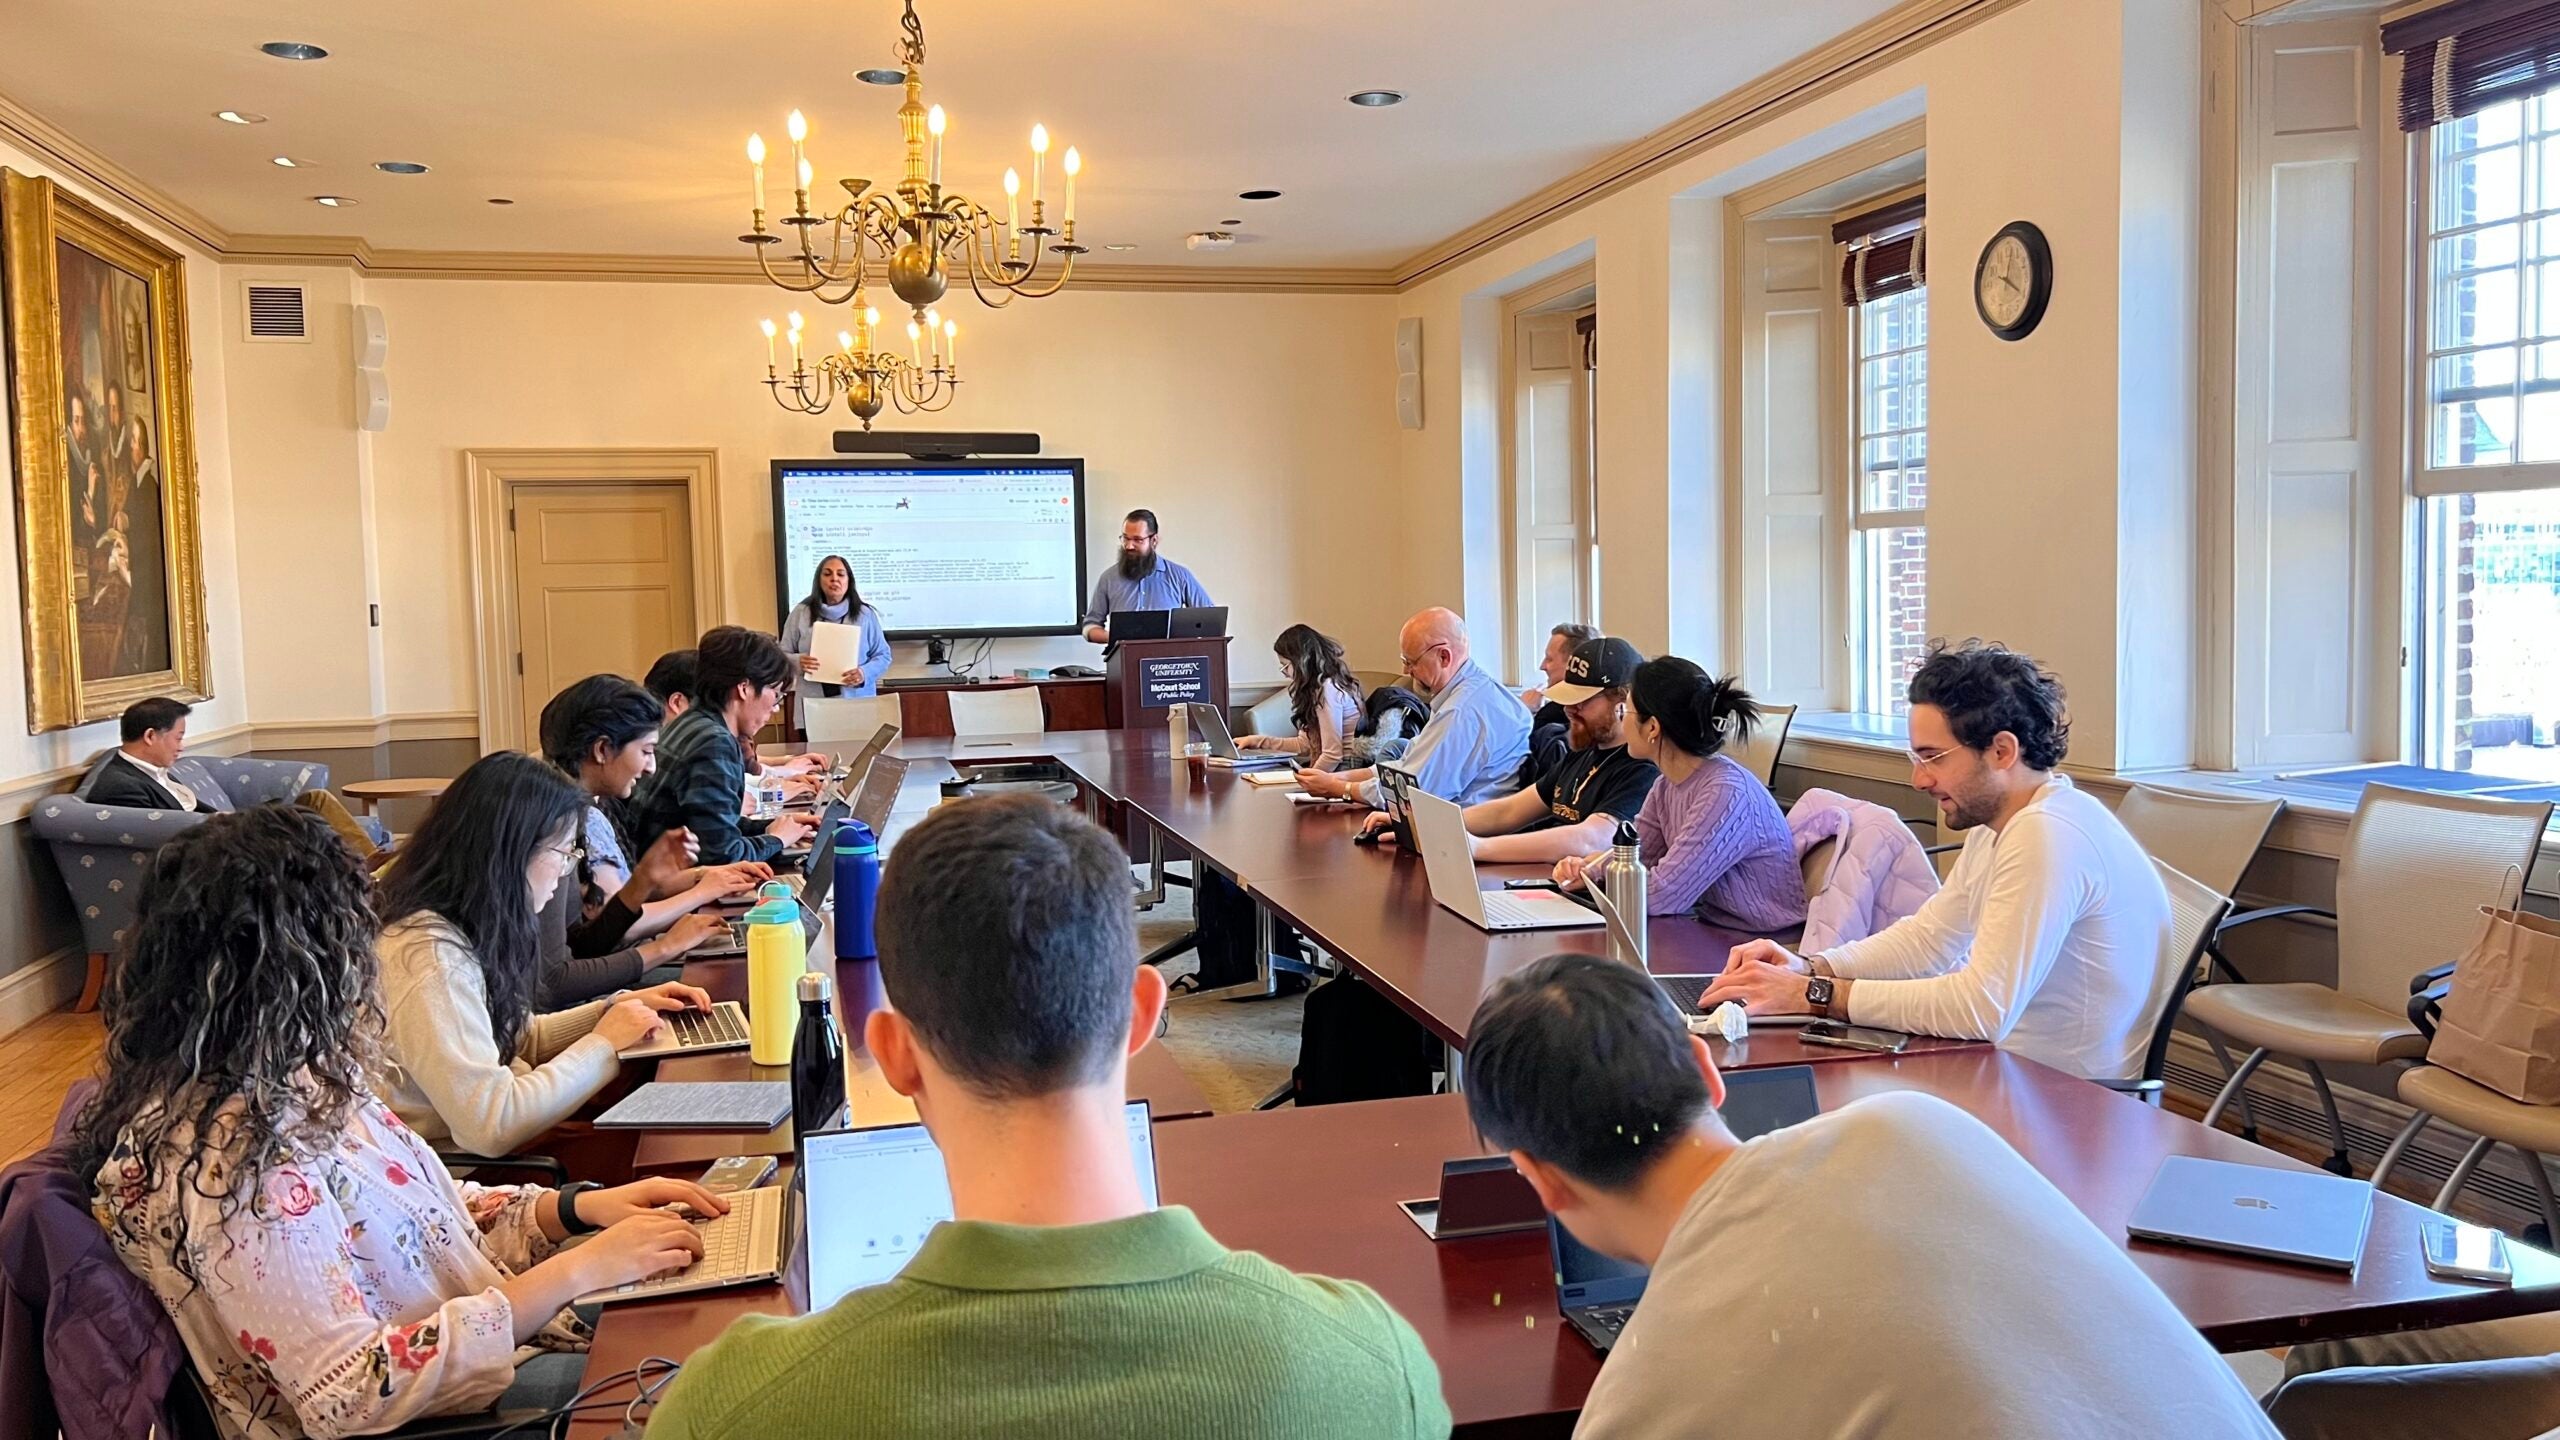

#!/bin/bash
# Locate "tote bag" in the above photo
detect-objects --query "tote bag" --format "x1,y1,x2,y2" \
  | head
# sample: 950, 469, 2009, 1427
2429, 901, 2560, 1105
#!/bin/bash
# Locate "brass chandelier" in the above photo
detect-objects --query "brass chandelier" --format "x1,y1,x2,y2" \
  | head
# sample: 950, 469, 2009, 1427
743, 0, 1083, 427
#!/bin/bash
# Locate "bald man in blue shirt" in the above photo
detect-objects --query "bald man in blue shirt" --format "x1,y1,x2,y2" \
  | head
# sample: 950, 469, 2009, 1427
1081, 508, 1214, 643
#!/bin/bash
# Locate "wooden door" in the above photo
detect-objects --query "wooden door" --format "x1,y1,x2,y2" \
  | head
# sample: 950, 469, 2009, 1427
510, 482, 696, 745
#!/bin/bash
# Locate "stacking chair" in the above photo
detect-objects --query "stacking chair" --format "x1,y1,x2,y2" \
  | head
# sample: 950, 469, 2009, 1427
946, 683, 1047, 737
2110, 785, 2284, 1132
802, 694, 903, 746
2098, 860, 2232, 1105
2374, 974, 2560, 1243
2184, 784, 2551, 1174
1730, 703, 1796, 788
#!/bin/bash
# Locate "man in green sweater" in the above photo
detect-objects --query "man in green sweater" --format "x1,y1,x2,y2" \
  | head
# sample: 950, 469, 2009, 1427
645, 794, 1452, 1439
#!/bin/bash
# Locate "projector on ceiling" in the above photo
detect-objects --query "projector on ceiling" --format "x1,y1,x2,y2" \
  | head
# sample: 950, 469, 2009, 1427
1185, 230, 1236, 251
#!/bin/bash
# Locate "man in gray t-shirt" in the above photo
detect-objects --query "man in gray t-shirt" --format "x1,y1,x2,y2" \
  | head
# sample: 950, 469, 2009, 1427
1464, 954, 2277, 1440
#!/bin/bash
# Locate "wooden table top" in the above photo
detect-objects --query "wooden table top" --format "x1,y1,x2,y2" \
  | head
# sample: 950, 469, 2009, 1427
339, 776, 450, 800
580, 1050, 2560, 1437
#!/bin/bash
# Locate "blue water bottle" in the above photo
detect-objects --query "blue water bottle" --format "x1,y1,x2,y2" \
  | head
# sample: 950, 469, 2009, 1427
832, 819, 881, 961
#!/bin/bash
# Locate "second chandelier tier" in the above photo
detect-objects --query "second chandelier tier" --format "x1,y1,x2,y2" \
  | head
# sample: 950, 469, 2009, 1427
738, 0, 1085, 322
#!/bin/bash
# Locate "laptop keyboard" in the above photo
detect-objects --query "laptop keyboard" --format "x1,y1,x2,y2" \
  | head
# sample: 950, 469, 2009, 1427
1656, 975, 1711, 1015
1481, 892, 1575, 928
665, 1005, 750, 1049
599, 1187, 781, 1300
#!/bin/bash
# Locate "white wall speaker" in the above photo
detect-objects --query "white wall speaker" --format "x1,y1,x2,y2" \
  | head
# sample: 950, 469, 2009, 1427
1395, 316, 1423, 430
359, 368, 391, 432
352, 304, 389, 369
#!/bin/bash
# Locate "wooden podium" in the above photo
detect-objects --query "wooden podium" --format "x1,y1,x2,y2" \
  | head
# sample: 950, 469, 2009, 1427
1103, 637, 1232, 730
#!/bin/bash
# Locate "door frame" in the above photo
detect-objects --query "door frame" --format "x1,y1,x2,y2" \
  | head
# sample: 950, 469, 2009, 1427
465, 448, 727, 754
1496, 263, 1596, 685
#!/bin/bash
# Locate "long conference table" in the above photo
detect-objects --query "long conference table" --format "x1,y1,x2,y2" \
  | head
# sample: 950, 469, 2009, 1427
571, 728, 2560, 1436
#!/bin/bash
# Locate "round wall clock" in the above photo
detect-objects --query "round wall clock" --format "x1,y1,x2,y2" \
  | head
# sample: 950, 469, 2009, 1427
1974, 220, 2052, 341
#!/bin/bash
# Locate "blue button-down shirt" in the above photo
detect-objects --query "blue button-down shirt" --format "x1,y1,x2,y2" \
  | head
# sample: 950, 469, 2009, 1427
1356, 658, 1529, 809
1083, 558, 1214, 630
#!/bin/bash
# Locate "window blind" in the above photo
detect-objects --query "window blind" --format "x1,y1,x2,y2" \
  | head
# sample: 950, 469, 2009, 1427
2384, 0, 2560, 132
1838, 195, 1926, 308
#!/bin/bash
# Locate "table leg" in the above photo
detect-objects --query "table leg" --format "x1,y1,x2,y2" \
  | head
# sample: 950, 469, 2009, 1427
1255, 900, 1277, 995
1443, 1042, 1465, 1094
1135, 827, 1168, 908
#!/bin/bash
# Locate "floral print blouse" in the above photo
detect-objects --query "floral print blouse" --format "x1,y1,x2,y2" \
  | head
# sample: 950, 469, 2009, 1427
92, 1092, 587, 1440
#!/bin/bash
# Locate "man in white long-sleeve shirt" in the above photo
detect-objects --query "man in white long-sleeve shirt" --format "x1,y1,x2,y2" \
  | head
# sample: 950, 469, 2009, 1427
1702, 640, 2170, 1080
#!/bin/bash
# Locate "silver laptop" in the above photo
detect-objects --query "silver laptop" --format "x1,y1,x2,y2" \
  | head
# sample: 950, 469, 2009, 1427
2126, 1155, 2375, 1273
582, 1181, 789, 1305
616, 999, 754, 1060
803, 1101, 1160, 1310
1185, 702, 1296, 770
1410, 789, 1603, 932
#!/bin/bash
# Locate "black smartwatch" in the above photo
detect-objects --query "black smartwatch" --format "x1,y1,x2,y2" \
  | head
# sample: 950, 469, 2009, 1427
557, 1181, 602, 1236
1804, 976, 1837, 1019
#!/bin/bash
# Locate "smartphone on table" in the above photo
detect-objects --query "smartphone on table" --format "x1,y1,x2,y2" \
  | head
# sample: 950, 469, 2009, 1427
1798, 1021, 1912, 1054
2420, 1217, 2514, 1285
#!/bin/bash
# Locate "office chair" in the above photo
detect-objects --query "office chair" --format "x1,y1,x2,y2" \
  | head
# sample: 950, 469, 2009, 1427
2375, 973, 2560, 1246
2185, 784, 2550, 1175
946, 684, 1047, 737
1730, 703, 1796, 788
2099, 859, 2232, 1105
2111, 784, 2284, 1133
802, 694, 902, 745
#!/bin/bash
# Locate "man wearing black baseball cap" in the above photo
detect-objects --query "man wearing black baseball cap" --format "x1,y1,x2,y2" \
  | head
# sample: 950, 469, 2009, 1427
1359, 634, 1659, 865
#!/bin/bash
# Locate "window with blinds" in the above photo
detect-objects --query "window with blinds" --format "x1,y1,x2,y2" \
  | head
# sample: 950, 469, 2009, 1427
1837, 194, 1928, 714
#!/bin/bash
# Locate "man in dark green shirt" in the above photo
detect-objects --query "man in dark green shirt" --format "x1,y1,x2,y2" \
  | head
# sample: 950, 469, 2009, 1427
627, 626, 811, 866
646, 795, 1451, 1440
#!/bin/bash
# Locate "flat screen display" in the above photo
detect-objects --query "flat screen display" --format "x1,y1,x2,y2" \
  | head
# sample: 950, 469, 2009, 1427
772, 459, 1088, 638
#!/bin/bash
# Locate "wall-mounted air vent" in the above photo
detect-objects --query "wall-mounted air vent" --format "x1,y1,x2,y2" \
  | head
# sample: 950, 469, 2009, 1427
243, 282, 308, 342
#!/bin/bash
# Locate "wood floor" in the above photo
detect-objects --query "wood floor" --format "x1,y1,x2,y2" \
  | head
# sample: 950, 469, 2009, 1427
0, 1008, 105, 1166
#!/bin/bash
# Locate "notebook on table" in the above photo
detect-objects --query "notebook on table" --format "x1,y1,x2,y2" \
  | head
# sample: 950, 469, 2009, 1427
594, 1080, 794, 1130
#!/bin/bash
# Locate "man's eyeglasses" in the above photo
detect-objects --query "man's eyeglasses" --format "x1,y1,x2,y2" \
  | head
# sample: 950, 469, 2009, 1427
1399, 642, 1449, 670
1907, 745, 1963, 771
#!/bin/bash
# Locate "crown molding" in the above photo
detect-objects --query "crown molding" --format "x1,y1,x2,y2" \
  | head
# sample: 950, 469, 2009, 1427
4, 0, 2023, 299
0, 91, 230, 254
1387, 0, 2025, 288
220, 235, 1400, 293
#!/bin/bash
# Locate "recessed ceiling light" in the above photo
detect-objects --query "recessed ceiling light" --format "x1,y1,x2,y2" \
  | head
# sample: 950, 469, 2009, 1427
312, 195, 355, 207
260, 41, 329, 61
487, 197, 516, 206
1238, 189, 1282, 201
1103, 243, 1138, 252
855, 67, 904, 86
373, 161, 430, 174
214, 109, 267, 125
1347, 90, 1405, 107
270, 156, 309, 168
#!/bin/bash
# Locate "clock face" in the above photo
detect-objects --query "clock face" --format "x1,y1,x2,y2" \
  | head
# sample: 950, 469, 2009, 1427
1977, 234, 2032, 328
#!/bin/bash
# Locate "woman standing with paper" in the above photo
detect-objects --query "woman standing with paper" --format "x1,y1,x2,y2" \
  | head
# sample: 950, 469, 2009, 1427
781, 554, 893, 702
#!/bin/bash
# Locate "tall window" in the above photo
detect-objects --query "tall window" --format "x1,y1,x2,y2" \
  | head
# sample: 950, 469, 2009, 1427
2414, 91, 2560, 777
1851, 283, 1928, 714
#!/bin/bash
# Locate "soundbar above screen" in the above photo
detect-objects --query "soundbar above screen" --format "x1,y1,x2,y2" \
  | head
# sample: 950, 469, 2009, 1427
773, 459, 1088, 639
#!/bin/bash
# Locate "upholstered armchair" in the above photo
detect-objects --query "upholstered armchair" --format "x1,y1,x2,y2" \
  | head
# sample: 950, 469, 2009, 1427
27, 756, 338, 1010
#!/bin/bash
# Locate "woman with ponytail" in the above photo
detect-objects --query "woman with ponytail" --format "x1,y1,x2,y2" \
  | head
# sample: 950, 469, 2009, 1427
1554, 656, 1807, 933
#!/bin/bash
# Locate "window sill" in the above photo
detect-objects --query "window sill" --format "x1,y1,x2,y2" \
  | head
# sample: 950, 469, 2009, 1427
1778, 712, 1913, 785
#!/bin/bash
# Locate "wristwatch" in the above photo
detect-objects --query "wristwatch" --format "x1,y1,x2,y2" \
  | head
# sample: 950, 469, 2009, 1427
1804, 975, 1837, 1020
557, 1181, 602, 1235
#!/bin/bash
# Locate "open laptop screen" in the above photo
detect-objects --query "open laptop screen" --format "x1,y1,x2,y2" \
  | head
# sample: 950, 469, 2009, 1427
803, 1101, 1158, 1309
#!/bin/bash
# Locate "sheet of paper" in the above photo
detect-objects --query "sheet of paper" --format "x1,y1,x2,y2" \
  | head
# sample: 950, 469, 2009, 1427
809, 620, 864, 677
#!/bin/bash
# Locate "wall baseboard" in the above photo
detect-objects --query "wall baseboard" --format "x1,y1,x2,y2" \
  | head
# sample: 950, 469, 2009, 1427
2166, 1032, 2557, 1230
0, 948, 85, 1040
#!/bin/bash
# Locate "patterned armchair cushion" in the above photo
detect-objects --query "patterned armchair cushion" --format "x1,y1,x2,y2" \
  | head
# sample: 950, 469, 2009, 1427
32, 759, 334, 955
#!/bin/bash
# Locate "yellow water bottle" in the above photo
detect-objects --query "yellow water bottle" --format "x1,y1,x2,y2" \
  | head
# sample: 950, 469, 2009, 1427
745, 880, 806, 1065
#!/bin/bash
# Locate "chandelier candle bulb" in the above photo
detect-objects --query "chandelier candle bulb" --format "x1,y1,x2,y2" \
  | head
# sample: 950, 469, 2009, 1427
1030, 123, 1048, 206
927, 105, 946, 189
786, 109, 807, 169
1002, 166, 1020, 234
760, 317, 778, 369
943, 319, 957, 367
908, 320, 922, 366
1062, 146, 1079, 224
747, 133, 767, 215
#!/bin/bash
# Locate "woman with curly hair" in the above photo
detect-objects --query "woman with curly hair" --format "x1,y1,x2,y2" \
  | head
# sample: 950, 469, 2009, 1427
1235, 624, 1366, 770
74, 804, 719, 1439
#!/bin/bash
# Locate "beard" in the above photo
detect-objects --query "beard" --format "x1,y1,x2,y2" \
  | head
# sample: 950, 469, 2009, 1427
1936, 781, 2003, 832
1117, 550, 1159, 581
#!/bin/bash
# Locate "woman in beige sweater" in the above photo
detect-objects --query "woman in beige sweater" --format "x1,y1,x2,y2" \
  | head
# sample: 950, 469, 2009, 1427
375, 751, 710, 1158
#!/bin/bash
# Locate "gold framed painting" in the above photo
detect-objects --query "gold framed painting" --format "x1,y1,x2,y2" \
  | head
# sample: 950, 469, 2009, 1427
1, 168, 209, 733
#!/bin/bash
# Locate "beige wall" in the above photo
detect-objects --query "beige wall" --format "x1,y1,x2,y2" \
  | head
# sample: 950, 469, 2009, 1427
1393, 0, 2205, 773
219, 279, 1404, 721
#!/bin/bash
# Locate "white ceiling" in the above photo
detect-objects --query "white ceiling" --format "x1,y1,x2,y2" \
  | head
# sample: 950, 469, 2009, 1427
0, 0, 1905, 270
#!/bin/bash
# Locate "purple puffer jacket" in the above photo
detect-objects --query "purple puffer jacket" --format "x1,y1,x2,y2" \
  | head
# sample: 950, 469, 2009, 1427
1787, 788, 1939, 954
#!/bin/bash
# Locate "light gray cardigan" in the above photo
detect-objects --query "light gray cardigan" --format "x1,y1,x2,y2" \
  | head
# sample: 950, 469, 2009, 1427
376, 913, 619, 1156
